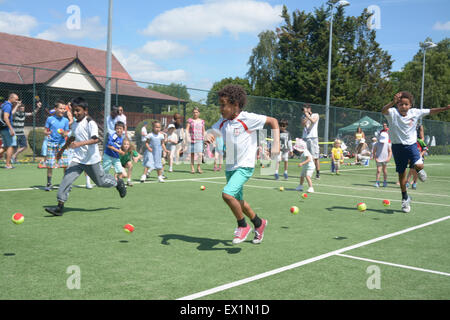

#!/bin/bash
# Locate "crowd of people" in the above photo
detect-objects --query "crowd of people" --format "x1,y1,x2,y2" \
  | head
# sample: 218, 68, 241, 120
1, 88, 449, 222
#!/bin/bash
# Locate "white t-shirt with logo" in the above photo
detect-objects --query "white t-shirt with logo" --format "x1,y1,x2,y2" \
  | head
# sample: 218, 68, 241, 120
302, 113, 319, 139
70, 117, 101, 165
384, 108, 430, 145
212, 111, 267, 171
299, 149, 316, 170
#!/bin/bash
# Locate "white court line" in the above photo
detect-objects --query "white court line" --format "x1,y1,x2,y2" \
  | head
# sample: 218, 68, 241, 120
251, 177, 450, 198
337, 253, 450, 277
0, 176, 225, 192
177, 215, 450, 300
198, 180, 450, 208
338, 163, 443, 172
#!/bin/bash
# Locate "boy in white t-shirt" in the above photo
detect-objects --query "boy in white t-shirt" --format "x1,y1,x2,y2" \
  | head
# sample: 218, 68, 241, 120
382, 91, 449, 213
293, 138, 316, 193
44, 97, 127, 216
372, 132, 392, 188
166, 124, 178, 172
205, 84, 280, 245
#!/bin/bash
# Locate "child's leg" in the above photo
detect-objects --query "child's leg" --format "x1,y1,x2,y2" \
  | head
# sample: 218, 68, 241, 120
84, 162, 117, 188
305, 175, 313, 188
335, 161, 340, 173
190, 152, 195, 172
284, 160, 288, 172
376, 165, 382, 182
56, 163, 84, 204
300, 176, 305, 185
196, 153, 203, 173
382, 165, 388, 181
127, 162, 133, 180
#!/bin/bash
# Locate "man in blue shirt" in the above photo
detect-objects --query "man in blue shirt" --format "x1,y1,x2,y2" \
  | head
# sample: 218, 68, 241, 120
44, 100, 70, 191
0, 93, 19, 169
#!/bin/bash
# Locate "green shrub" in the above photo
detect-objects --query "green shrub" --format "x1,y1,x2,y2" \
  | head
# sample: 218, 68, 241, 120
428, 145, 450, 155
134, 118, 156, 151
27, 128, 47, 156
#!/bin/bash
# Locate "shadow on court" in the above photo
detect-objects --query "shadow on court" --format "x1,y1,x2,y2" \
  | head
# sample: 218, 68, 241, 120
159, 234, 241, 254
42, 206, 120, 216
325, 205, 402, 214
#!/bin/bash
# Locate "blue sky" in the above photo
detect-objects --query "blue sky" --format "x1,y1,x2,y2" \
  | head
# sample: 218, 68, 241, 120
1, 0, 449, 94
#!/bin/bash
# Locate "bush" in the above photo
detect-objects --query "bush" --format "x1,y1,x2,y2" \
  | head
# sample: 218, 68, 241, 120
428, 145, 450, 155
27, 128, 47, 156
134, 118, 156, 151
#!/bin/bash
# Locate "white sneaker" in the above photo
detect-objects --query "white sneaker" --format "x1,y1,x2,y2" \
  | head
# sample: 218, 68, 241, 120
307, 187, 314, 193
169, 167, 173, 172
140, 174, 146, 183
417, 169, 427, 182
401, 196, 411, 213
158, 176, 166, 183
295, 184, 304, 191
86, 182, 93, 189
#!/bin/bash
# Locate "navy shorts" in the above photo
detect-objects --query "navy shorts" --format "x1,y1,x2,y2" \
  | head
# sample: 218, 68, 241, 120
392, 144, 421, 174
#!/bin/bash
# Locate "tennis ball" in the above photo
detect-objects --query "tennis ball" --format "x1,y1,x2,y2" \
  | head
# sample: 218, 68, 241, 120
57, 128, 64, 135
123, 224, 135, 234
200, 185, 206, 191
382, 199, 391, 207
357, 202, 367, 212
301, 193, 308, 199
12, 213, 24, 225
290, 206, 299, 215
279, 186, 284, 191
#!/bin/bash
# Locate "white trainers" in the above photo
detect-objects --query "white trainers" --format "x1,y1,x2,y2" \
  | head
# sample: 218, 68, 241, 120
158, 176, 166, 183
295, 184, 304, 191
401, 196, 411, 213
140, 174, 146, 183
307, 187, 314, 193
417, 169, 427, 182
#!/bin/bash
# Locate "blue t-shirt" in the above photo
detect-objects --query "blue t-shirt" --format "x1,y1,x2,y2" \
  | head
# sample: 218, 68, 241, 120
105, 132, 124, 158
45, 115, 69, 144
1, 101, 13, 125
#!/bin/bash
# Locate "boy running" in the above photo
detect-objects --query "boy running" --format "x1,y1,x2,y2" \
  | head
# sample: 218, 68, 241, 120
205, 84, 280, 245
382, 91, 449, 213
45, 97, 127, 216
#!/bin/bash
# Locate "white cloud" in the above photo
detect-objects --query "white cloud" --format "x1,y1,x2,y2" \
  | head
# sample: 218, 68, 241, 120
433, 21, 450, 31
113, 47, 188, 84
141, 0, 283, 40
139, 40, 189, 60
0, 11, 38, 36
36, 16, 106, 41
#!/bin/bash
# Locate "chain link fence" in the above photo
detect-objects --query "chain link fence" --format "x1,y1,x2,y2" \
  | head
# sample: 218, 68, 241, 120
0, 62, 448, 164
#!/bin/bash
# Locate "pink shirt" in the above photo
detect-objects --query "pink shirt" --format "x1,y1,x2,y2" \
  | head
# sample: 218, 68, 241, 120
188, 118, 204, 142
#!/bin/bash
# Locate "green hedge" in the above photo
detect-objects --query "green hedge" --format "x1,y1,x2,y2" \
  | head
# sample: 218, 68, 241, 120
27, 128, 47, 156
428, 145, 450, 155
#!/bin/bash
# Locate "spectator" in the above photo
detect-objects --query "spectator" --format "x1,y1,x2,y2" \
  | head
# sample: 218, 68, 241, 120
172, 112, 185, 164
373, 132, 392, 188
355, 138, 371, 165
0, 93, 20, 169
186, 107, 205, 174
140, 121, 148, 154
301, 104, 320, 179
11, 100, 42, 163
354, 126, 366, 149
106, 106, 120, 137
165, 124, 178, 172
116, 105, 127, 137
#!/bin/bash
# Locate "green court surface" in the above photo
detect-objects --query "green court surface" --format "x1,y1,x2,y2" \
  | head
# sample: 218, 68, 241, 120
0, 156, 449, 300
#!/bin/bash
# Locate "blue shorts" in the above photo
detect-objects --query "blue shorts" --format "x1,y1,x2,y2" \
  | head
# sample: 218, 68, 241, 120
392, 143, 421, 174
190, 142, 203, 153
102, 153, 124, 174
15, 135, 27, 148
223, 167, 254, 201
0, 129, 16, 147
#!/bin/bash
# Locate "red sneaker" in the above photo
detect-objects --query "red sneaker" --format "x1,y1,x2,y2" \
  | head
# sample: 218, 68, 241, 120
252, 219, 268, 244
232, 224, 252, 245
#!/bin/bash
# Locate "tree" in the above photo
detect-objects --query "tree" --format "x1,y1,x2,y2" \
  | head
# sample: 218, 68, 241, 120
206, 77, 252, 106
391, 38, 450, 122
146, 83, 190, 114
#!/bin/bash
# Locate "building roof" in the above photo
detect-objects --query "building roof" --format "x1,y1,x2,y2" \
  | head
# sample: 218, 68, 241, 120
0, 32, 184, 103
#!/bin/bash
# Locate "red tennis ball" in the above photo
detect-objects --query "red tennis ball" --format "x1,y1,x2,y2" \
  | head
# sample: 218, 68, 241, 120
12, 213, 24, 224
123, 224, 135, 234
382, 199, 391, 207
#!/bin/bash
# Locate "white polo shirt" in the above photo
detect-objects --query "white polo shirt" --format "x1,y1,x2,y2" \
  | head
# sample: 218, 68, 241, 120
302, 113, 319, 139
212, 111, 267, 171
70, 117, 101, 165
384, 108, 430, 145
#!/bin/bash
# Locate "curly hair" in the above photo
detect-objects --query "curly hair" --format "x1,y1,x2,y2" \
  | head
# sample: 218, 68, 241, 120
399, 91, 415, 106
217, 84, 247, 109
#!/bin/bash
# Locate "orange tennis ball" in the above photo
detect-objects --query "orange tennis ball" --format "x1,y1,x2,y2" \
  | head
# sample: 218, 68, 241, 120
200, 185, 206, 191
382, 199, 391, 207
12, 213, 24, 224
123, 224, 135, 234
301, 193, 308, 199
357, 202, 367, 212
290, 206, 299, 215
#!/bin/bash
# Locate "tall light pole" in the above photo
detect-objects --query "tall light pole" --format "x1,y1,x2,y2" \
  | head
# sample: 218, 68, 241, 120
324, 0, 349, 155
419, 41, 437, 125
104, 0, 113, 144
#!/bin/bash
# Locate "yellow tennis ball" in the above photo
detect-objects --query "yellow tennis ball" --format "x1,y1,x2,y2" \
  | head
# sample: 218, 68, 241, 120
200, 185, 206, 191
357, 202, 367, 212
279, 186, 284, 191
12, 213, 24, 225
290, 206, 299, 215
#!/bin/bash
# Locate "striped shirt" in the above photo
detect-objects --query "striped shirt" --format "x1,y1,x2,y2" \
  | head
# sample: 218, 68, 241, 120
12, 111, 26, 135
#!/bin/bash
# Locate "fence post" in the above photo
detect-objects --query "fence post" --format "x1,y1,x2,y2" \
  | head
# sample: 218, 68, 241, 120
32, 67, 36, 162
115, 78, 119, 106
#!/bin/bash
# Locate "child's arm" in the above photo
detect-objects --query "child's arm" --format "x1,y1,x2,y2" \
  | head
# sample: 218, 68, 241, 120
382, 92, 402, 115
298, 155, 312, 167
107, 145, 125, 156
56, 136, 76, 160
266, 116, 280, 155
387, 145, 392, 162
145, 140, 152, 152
429, 105, 450, 115
161, 139, 169, 154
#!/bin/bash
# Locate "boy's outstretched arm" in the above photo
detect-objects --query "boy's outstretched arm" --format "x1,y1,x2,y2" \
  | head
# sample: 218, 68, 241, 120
382, 92, 402, 115
429, 104, 450, 115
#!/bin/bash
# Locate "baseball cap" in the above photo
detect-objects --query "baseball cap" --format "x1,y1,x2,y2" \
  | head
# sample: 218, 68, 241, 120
167, 124, 175, 129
